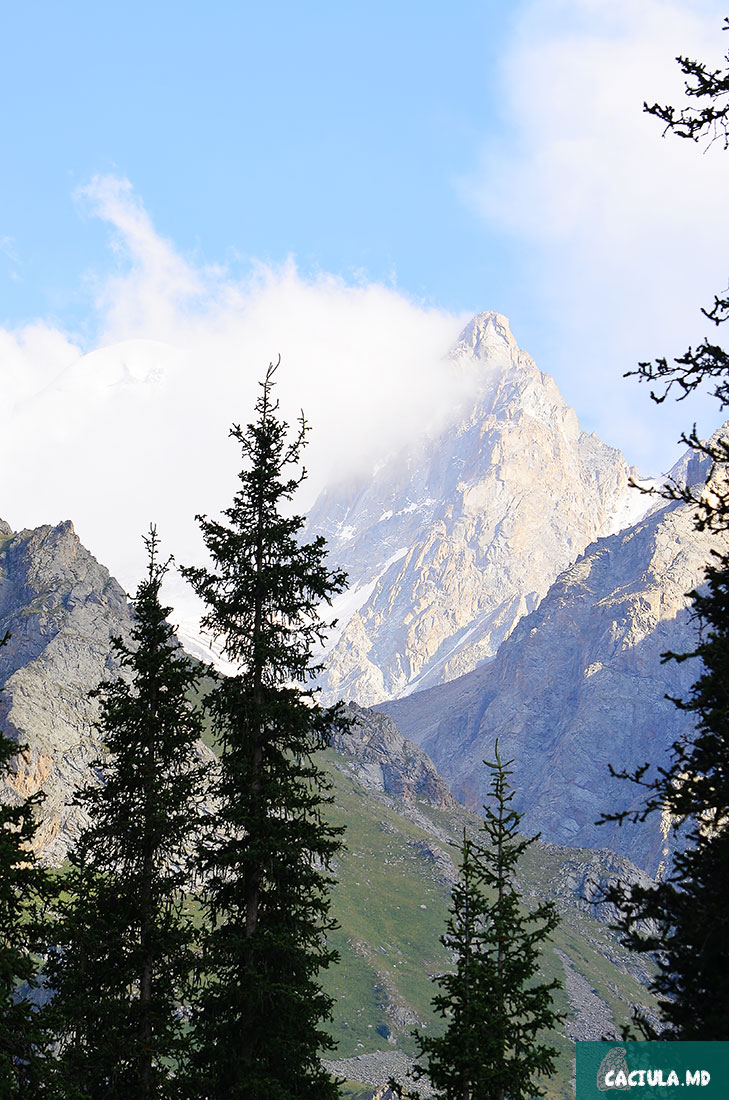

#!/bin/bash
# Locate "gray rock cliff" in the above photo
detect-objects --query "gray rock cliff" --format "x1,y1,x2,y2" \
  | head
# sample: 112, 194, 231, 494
333, 703, 455, 810
0, 519, 135, 863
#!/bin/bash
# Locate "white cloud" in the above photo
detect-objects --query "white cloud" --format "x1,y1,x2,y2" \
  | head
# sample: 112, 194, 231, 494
0, 323, 81, 412
77, 175, 204, 337
461, 0, 729, 470
0, 176, 467, 621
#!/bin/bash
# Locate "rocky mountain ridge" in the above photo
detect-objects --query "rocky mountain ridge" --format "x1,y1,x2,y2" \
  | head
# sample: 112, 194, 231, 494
380, 461, 728, 875
0, 518, 135, 862
307, 312, 642, 706
332, 704, 455, 811
0, 516, 456, 865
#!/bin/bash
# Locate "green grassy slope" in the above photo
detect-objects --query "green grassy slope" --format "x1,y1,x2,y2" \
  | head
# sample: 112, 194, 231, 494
319, 748, 657, 1100
193, 681, 656, 1100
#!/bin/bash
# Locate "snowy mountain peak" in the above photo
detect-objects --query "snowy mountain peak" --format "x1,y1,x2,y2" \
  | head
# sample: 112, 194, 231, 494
309, 311, 636, 705
450, 311, 519, 365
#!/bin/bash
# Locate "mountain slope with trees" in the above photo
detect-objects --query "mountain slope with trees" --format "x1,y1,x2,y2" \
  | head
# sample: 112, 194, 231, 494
319, 729, 658, 1100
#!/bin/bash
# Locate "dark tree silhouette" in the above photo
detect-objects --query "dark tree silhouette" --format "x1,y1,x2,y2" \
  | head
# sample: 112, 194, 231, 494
603, 552, 729, 1037
628, 18, 729, 528
399, 747, 563, 1100
44, 529, 207, 1098
604, 20, 729, 1038
0, 631, 52, 1098
182, 360, 347, 1100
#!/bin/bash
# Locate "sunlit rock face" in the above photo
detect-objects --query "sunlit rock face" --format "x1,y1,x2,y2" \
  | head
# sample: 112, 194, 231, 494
309, 311, 640, 706
0, 519, 134, 863
381, 473, 729, 875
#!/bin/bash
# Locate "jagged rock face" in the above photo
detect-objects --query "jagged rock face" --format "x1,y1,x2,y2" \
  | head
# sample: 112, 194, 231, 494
381, 488, 728, 875
333, 704, 455, 810
0, 519, 134, 864
0, 517, 456, 866
309, 312, 638, 706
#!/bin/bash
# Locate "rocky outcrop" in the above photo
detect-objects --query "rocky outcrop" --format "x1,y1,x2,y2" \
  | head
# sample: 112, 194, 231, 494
380, 480, 728, 874
333, 704, 455, 810
309, 312, 639, 706
322, 1052, 432, 1097
0, 519, 135, 863
0, 516, 458, 864
556, 949, 620, 1041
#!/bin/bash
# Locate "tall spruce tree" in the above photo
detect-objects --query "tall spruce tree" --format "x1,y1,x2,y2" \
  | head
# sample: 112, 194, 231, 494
404, 830, 491, 1100
0, 631, 52, 1098
181, 360, 347, 1100
43, 528, 207, 1099
402, 747, 563, 1100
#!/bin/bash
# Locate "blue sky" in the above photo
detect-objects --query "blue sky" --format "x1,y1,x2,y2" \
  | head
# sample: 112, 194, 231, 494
1, 1, 520, 324
2, 0, 729, 601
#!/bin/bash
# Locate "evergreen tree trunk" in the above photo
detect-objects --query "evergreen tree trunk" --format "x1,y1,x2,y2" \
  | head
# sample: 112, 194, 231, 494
139, 684, 158, 1099
494, 788, 505, 1100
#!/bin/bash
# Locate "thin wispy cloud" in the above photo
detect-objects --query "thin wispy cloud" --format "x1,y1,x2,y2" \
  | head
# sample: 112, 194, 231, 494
77, 175, 205, 337
0, 237, 19, 265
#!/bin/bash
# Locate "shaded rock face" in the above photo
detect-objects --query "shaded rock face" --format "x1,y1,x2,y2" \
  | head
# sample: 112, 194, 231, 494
380, 489, 729, 875
0, 520, 134, 864
333, 704, 455, 810
542, 846, 658, 937
308, 312, 637, 706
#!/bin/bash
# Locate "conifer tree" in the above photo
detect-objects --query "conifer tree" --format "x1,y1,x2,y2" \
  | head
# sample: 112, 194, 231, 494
403, 747, 563, 1100
181, 360, 347, 1100
406, 830, 490, 1100
603, 550, 729, 1037
0, 632, 53, 1098
44, 529, 207, 1099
